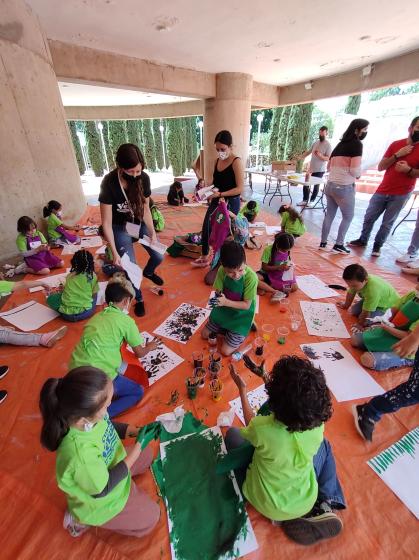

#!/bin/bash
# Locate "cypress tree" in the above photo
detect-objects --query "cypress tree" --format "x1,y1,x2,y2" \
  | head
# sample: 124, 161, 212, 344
68, 120, 86, 175
167, 118, 183, 176
108, 120, 128, 153
137, 120, 144, 152
269, 107, 283, 162
276, 106, 292, 160
152, 119, 165, 170
142, 119, 157, 171
85, 121, 106, 177
344, 94, 361, 115
103, 121, 114, 169
284, 103, 314, 172
163, 118, 170, 168
180, 117, 188, 173
188, 117, 198, 169
126, 119, 140, 146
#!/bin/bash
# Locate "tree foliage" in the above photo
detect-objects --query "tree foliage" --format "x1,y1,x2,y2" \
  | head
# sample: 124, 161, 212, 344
152, 119, 165, 169
85, 121, 106, 177
344, 95, 361, 115
276, 106, 292, 160
108, 120, 128, 154
307, 106, 334, 147
142, 119, 157, 171
68, 120, 86, 175
269, 107, 283, 161
284, 103, 314, 171
167, 118, 184, 176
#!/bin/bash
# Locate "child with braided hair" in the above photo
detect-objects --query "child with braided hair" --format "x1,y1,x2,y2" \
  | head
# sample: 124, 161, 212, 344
47, 249, 99, 322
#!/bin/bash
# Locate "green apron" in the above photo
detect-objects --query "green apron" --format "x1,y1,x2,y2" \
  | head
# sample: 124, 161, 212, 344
363, 296, 419, 352
210, 273, 255, 336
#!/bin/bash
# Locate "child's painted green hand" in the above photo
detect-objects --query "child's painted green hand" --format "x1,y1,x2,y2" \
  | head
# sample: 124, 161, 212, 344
135, 422, 161, 449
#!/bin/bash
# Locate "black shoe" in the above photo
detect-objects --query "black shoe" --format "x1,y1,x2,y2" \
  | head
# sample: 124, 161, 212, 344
371, 245, 381, 257
319, 242, 328, 251
144, 273, 164, 286
349, 239, 367, 247
0, 390, 8, 404
282, 501, 342, 546
251, 321, 258, 332
0, 366, 9, 380
352, 404, 375, 441
332, 244, 350, 254
134, 301, 145, 317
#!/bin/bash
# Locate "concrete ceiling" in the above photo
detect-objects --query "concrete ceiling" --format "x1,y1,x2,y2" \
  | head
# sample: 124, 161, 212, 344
58, 82, 196, 106
28, 0, 419, 86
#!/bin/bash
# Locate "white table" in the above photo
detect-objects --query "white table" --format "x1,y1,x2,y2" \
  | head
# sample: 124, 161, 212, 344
244, 168, 271, 191
262, 172, 297, 205
285, 175, 328, 211
392, 188, 419, 235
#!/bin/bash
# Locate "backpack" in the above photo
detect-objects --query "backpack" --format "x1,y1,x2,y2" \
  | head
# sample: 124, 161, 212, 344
151, 205, 165, 232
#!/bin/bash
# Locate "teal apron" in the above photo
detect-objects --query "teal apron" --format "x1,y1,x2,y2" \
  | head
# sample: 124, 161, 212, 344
210, 273, 255, 336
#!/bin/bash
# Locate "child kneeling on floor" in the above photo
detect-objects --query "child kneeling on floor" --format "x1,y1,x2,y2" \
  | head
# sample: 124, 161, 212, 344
201, 240, 257, 356
338, 264, 400, 327
39, 367, 160, 538
225, 356, 346, 546
257, 232, 297, 302
69, 282, 158, 417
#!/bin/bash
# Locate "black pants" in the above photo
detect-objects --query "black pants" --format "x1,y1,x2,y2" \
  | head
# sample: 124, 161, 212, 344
303, 171, 325, 202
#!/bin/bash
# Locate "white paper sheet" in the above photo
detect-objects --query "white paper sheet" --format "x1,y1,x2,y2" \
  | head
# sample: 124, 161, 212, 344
251, 230, 264, 236
61, 236, 103, 254
196, 185, 214, 200
184, 202, 206, 207
81, 226, 99, 236
39, 272, 69, 289
368, 427, 419, 520
96, 281, 108, 305
139, 331, 184, 384
265, 225, 282, 236
0, 300, 59, 331
121, 253, 142, 289
160, 427, 258, 560
297, 275, 338, 300
249, 222, 266, 228
300, 341, 384, 401
29, 286, 44, 293
300, 301, 350, 338
153, 303, 210, 344
95, 245, 107, 255
229, 384, 267, 425
138, 235, 167, 255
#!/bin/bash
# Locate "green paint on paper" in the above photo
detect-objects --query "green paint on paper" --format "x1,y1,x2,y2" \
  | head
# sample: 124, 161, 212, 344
162, 431, 247, 560
368, 427, 419, 475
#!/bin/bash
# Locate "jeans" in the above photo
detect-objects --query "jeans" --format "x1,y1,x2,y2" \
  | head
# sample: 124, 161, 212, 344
303, 171, 324, 202
109, 374, 144, 418
201, 195, 241, 256
352, 333, 414, 370
112, 223, 164, 301
359, 193, 410, 249
407, 210, 419, 255
365, 349, 419, 421
225, 428, 346, 513
349, 299, 386, 318
0, 326, 41, 346
60, 295, 97, 322
321, 181, 355, 245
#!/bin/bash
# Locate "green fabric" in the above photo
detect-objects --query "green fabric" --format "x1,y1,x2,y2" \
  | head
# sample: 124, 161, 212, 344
280, 211, 306, 236
239, 201, 260, 220
56, 415, 130, 526
136, 422, 161, 450
261, 244, 290, 265
0, 280, 14, 296
167, 240, 185, 257
16, 231, 47, 251
47, 213, 62, 240
59, 272, 98, 315
47, 292, 62, 311
240, 414, 323, 521
349, 274, 400, 312
69, 304, 143, 379
151, 206, 165, 232
210, 265, 257, 336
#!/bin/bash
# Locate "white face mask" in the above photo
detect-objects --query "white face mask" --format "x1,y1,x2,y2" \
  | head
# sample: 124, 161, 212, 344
56, 211, 62, 218
122, 306, 130, 315
84, 420, 94, 432
217, 151, 229, 160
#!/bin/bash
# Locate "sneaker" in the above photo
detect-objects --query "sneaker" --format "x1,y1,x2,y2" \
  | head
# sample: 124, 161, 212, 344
297, 201, 308, 207
349, 239, 367, 247
143, 273, 164, 286
134, 301, 145, 317
396, 253, 418, 264
332, 244, 350, 254
40, 326, 68, 348
63, 510, 89, 538
0, 365, 9, 380
319, 242, 328, 251
406, 259, 419, 269
0, 390, 8, 404
352, 404, 375, 442
282, 501, 343, 546
371, 246, 381, 257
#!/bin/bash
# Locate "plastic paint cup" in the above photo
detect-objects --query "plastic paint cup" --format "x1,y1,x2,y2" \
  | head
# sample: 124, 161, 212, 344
208, 361, 221, 379
192, 351, 204, 369
262, 324, 274, 342
290, 312, 302, 332
208, 332, 217, 350
279, 299, 290, 313
186, 376, 199, 399
193, 367, 206, 388
209, 379, 223, 402
253, 337, 266, 356
277, 326, 290, 344
210, 351, 222, 364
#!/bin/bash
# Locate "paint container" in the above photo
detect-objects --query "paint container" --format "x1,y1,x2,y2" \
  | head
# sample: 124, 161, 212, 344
149, 287, 164, 296
279, 299, 290, 313
290, 312, 302, 332
193, 367, 206, 388
209, 351, 221, 365
208, 361, 221, 379
186, 376, 199, 399
208, 332, 217, 351
192, 351, 204, 369
209, 379, 223, 402
277, 326, 290, 344
262, 324, 274, 342
253, 337, 265, 356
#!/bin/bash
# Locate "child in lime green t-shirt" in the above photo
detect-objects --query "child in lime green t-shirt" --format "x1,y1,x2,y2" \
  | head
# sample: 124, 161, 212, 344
39, 367, 160, 537
43, 200, 81, 246
225, 356, 346, 546
278, 204, 306, 237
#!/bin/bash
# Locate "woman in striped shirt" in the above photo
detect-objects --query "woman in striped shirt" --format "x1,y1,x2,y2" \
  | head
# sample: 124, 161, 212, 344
319, 118, 369, 254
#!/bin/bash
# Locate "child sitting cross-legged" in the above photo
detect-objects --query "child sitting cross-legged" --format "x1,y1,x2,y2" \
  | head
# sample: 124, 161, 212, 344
69, 282, 158, 418
257, 232, 297, 302
201, 240, 257, 356
224, 357, 346, 546
16, 216, 64, 275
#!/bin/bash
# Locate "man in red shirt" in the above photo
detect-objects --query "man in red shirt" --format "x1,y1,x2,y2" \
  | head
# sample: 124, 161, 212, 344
350, 116, 419, 256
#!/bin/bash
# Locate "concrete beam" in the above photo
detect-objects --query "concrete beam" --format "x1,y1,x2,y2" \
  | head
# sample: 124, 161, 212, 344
278, 49, 419, 106
252, 81, 280, 108
49, 40, 216, 100
65, 100, 204, 120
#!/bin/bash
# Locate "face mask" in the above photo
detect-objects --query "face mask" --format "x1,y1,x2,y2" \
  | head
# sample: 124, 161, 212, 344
122, 171, 139, 184
56, 211, 62, 218
84, 421, 94, 432
319, 135, 325, 141
122, 307, 130, 315
217, 151, 229, 160
359, 131, 367, 141
411, 131, 419, 143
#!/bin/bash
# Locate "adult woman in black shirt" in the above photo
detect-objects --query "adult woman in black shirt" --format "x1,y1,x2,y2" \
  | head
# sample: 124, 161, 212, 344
196, 130, 244, 265
99, 144, 163, 317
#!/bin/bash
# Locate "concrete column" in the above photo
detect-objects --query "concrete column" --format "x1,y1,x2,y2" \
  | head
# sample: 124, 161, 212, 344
203, 73, 252, 183
0, 0, 85, 258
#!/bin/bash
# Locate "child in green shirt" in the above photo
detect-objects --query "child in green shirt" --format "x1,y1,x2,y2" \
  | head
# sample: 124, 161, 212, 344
69, 282, 158, 417
278, 204, 306, 237
39, 367, 160, 537
239, 200, 260, 223
338, 264, 400, 326
149, 198, 165, 232
226, 356, 346, 546
47, 250, 99, 322
201, 241, 258, 356
43, 200, 81, 245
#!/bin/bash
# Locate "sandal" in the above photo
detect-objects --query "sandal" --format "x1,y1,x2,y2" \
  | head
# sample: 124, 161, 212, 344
271, 291, 286, 303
